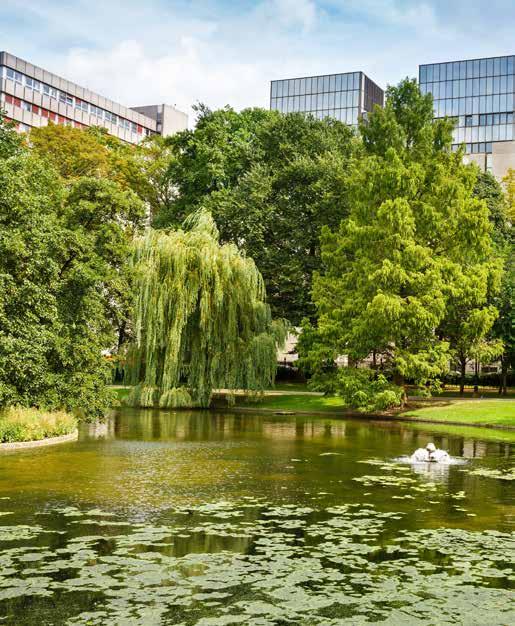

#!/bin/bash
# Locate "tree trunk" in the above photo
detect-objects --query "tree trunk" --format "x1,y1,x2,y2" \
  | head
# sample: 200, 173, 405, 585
393, 372, 407, 406
459, 358, 467, 396
501, 360, 508, 396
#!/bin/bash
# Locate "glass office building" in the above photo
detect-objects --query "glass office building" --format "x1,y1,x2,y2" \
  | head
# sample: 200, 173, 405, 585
419, 55, 514, 163
270, 71, 383, 125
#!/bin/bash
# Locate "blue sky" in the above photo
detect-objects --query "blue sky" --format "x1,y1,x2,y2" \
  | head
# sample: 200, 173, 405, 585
1, 1, 514, 123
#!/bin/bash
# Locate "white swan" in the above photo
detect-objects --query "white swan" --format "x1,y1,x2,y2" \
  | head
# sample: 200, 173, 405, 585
410, 442, 451, 463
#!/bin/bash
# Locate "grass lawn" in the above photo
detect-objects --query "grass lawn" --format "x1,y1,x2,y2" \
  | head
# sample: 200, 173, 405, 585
400, 420, 515, 444
401, 399, 515, 427
241, 393, 346, 413
111, 386, 131, 403
437, 386, 515, 398
269, 382, 309, 392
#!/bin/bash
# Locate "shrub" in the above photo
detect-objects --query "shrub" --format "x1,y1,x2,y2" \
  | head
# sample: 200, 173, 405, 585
0, 406, 77, 443
333, 368, 404, 412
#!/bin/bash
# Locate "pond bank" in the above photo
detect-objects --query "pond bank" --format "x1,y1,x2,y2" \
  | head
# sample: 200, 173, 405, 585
0, 430, 78, 451
110, 386, 515, 432
223, 398, 515, 432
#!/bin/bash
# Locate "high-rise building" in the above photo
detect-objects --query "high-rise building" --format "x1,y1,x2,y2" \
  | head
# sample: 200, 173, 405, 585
270, 71, 383, 125
419, 55, 515, 178
0, 51, 188, 144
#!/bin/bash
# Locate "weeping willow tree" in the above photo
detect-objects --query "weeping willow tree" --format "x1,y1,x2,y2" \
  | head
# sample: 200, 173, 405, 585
125, 211, 287, 408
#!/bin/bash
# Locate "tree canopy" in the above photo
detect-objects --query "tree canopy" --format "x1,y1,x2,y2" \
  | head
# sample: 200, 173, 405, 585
126, 211, 286, 408
302, 79, 503, 407
155, 105, 357, 323
0, 114, 145, 416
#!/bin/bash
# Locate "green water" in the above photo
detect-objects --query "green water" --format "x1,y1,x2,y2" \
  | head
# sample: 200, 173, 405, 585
0, 408, 513, 625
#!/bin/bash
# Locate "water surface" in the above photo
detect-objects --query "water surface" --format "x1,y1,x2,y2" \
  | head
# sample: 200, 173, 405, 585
0, 408, 513, 625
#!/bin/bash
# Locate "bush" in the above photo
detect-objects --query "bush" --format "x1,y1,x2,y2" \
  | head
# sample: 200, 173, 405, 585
333, 368, 404, 412
0, 406, 77, 443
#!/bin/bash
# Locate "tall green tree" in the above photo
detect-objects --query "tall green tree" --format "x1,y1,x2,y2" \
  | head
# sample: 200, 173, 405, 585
155, 105, 356, 323
126, 211, 286, 408
306, 79, 502, 405
0, 115, 145, 416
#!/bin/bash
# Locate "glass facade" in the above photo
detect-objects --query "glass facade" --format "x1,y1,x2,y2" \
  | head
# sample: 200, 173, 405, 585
419, 55, 515, 154
270, 72, 383, 125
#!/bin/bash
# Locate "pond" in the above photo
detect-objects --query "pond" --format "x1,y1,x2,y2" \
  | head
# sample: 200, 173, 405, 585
0, 408, 513, 625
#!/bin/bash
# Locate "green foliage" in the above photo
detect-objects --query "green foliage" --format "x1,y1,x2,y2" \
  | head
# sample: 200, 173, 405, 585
0, 111, 23, 159
307, 78, 503, 402
0, 406, 76, 443
504, 168, 515, 221
0, 116, 145, 416
155, 105, 356, 322
321, 367, 403, 411
126, 210, 287, 408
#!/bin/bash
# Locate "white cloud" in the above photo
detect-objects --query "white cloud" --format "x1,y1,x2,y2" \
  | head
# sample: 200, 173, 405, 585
260, 0, 319, 32
2, 0, 515, 128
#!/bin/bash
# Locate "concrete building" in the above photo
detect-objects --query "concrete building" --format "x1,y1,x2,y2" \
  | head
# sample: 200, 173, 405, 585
131, 104, 188, 137
0, 51, 187, 143
419, 55, 515, 179
270, 71, 383, 125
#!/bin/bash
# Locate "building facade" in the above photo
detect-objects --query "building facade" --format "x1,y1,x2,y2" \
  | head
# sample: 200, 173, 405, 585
0, 51, 187, 144
270, 71, 383, 125
419, 55, 515, 179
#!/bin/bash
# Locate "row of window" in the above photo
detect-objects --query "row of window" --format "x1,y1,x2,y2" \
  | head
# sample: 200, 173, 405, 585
421, 56, 515, 83
420, 75, 514, 100
270, 103, 359, 125
432, 93, 514, 118
3, 94, 88, 128
462, 112, 514, 127
452, 142, 493, 154
271, 90, 360, 114
1, 93, 149, 138
453, 123, 513, 145
271, 73, 362, 99
1, 66, 153, 135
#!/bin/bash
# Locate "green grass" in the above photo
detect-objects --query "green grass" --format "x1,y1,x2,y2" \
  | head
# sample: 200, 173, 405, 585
241, 393, 346, 413
401, 399, 515, 427
111, 386, 131, 403
437, 386, 515, 398
399, 420, 515, 444
0, 406, 77, 443
268, 382, 309, 392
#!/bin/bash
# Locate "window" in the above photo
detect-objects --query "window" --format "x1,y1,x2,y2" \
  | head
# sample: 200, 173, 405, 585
6, 67, 23, 83
21, 101, 31, 111
44, 85, 58, 98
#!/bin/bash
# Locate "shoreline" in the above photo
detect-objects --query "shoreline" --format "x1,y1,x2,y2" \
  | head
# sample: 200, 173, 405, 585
218, 405, 515, 432
0, 430, 78, 451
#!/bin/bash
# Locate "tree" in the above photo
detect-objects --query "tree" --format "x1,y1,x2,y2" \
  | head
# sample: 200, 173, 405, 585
0, 115, 145, 416
125, 211, 286, 408
155, 106, 356, 323
504, 168, 515, 221
30, 123, 111, 179
0, 118, 63, 409
306, 79, 502, 405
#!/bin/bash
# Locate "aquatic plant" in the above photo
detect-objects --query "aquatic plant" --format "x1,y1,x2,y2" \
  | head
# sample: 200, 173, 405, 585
0, 499, 513, 625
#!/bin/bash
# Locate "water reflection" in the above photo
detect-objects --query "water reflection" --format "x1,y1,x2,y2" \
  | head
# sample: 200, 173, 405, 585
0, 408, 514, 625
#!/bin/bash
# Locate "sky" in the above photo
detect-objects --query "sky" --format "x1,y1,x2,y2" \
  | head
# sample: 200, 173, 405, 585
1, 1, 515, 125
